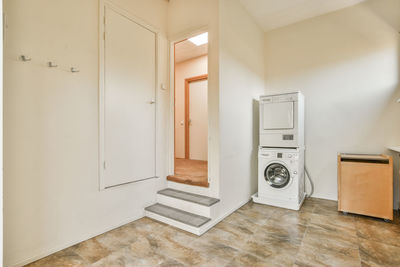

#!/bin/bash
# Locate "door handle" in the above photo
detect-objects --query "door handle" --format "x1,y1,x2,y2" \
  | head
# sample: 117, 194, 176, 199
149, 99, 156, 104
188, 119, 192, 126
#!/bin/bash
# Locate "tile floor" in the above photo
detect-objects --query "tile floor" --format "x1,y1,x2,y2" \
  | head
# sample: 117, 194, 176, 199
26, 198, 400, 267
167, 159, 208, 187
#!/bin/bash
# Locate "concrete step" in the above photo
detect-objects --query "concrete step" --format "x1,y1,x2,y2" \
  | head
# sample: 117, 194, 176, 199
156, 188, 220, 218
145, 203, 211, 235
158, 188, 219, 207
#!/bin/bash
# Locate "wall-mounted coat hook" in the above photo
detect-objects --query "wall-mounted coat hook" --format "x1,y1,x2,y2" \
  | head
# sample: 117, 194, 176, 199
48, 61, 58, 68
20, 55, 31, 62
70, 67, 80, 73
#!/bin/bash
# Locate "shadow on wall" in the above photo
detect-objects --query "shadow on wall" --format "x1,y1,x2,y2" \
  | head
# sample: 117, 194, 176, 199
251, 99, 260, 194
264, 0, 400, 201
265, 2, 400, 84
354, 0, 400, 203
363, 0, 400, 31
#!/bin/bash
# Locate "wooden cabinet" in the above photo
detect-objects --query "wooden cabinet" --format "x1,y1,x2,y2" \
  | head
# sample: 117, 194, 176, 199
338, 154, 393, 220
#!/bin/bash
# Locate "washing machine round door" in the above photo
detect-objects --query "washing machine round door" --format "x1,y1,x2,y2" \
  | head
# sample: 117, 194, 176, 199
265, 163, 290, 188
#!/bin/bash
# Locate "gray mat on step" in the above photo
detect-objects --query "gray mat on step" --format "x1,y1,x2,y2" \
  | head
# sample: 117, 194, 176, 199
145, 203, 211, 228
158, 188, 220, 207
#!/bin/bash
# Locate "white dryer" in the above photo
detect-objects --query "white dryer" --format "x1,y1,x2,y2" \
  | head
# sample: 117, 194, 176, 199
252, 147, 305, 210
259, 92, 304, 148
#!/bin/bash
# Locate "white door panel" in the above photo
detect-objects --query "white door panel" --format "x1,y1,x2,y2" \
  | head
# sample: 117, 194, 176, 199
189, 80, 208, 161
263, 102, 294, 130
103, 7, 156, 187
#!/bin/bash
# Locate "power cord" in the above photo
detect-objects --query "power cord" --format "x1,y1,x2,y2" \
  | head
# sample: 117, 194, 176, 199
305, 165, 314, 198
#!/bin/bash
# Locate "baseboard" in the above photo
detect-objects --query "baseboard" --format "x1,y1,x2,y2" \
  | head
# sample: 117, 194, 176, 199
308, 194, 337, 201
10, 214, 145, 267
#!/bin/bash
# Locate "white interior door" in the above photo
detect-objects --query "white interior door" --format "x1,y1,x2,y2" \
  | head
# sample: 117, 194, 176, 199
263, 102, 294, 130
189, 80, 208, 161
103, 7, 156, 187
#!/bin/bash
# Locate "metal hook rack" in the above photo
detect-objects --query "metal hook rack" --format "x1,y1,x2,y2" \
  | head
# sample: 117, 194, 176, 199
20, 55, 31, 62
20, 55, 80, 74
48, 61, 58, 68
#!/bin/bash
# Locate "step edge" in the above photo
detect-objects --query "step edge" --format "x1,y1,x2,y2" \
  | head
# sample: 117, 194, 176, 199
157, 194, 211, 217
144, 204, 211, 228
157, 188, 220, 207
145, 211, 201, 235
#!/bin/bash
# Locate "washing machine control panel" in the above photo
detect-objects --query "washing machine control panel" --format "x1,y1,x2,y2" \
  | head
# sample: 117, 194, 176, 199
259, 149, 299, 160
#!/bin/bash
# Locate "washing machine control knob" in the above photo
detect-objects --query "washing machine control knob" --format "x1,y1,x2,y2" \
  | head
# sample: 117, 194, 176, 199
288, 154, 292, 158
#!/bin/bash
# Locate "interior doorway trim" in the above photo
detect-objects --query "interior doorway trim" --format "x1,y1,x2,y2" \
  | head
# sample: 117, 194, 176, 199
168, 27, 215, 197
184, 74, 208, 159
98, 0, 159, 190
168, 28, 208, 177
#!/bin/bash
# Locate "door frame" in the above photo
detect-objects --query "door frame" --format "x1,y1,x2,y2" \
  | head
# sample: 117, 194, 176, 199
98, 0, 159, 190
168, 28, 210, 186
184, 74, 208, 159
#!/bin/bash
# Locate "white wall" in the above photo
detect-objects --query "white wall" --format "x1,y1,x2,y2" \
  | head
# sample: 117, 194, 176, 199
175, 55, 208, 159
218, 0, 265, 211
0, 0, 3, 264
3, 0, 169, 266
168, 0, 220, 197
264, 0, 400, 202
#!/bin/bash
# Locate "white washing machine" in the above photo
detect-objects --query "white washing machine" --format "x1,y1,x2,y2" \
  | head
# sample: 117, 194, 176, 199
259, 92, 304, 148
252, 147, 305, 210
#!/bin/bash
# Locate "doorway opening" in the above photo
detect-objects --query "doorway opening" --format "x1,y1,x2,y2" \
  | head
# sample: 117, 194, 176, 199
168, 32, 209, 187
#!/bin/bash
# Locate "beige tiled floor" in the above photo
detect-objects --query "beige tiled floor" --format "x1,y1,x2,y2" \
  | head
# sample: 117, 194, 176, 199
26, 198, 400, 267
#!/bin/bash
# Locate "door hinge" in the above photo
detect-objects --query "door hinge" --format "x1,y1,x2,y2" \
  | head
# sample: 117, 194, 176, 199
103, 161, 106, 170
103, 32, 106, 40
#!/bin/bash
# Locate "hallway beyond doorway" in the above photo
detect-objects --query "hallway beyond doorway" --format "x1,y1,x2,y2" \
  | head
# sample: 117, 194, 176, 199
172, 32, 209, 188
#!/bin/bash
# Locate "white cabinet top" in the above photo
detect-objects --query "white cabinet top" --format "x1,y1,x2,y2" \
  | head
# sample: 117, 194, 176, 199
388, 146, 400, 153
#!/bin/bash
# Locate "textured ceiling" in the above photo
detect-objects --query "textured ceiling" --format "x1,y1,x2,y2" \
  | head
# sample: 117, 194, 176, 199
239, 0, 366, 31
175, 39, 208, 63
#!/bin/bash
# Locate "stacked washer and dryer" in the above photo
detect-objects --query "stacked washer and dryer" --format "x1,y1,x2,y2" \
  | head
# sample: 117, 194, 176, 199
252, 92, 306, 210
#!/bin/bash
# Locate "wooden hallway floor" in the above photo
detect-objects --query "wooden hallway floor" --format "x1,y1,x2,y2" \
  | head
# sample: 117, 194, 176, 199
167, 158, 208, 187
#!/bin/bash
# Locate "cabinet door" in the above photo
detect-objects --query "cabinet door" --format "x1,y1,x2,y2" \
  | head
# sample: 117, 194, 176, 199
102, 6, 156, 188
339, 161, 393, 220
